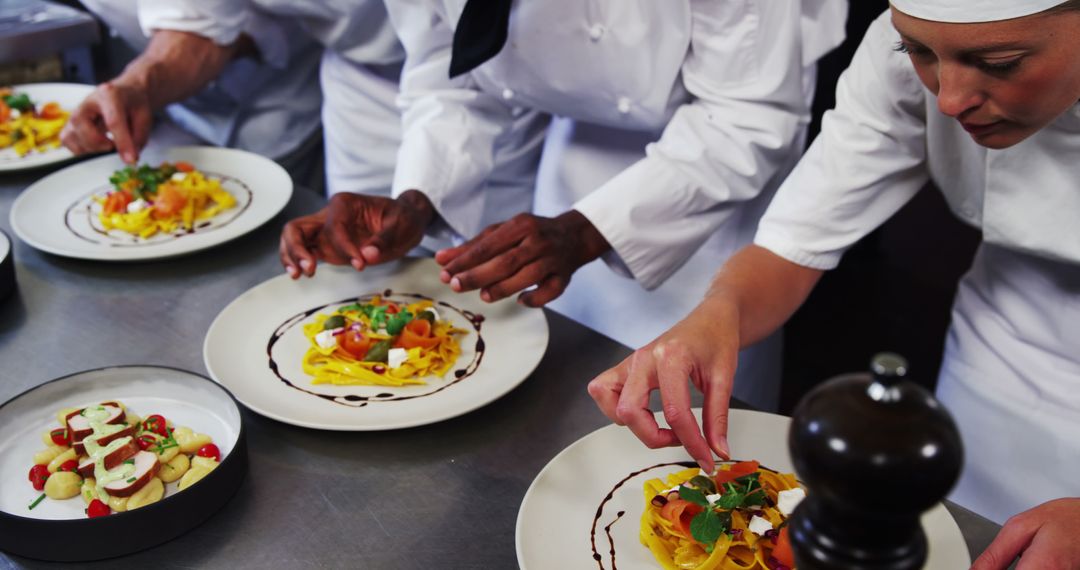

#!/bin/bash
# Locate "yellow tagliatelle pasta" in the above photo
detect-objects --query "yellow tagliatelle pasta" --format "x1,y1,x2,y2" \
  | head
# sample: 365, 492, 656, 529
302, 296, 466, 386
641, 462, 803, 570
0, 89, 68, 157
94, 163, 237, 239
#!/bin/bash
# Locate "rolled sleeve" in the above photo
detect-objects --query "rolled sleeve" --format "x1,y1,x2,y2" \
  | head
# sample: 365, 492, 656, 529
137, 0, 250, 46
575, 0, 832, 290
755, 12, 932, 270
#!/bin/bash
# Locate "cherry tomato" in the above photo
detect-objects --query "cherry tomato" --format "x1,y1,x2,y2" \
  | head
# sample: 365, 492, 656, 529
49, 427, 70, 446
37, 102, 64, 120
57, 459, 79, 473
196, 443, 221, 462
86, 499, 110, 518
338, 330, 372, 359
174, 161, 195, 173
136, 434, 158, 450
28, 465, 50, 491
142, 414, 168, 437
384, 302, 400, 314
102, 191, 133, 216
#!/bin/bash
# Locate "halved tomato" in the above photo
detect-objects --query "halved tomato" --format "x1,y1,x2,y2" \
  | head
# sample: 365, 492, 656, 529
338, 330, 372, 359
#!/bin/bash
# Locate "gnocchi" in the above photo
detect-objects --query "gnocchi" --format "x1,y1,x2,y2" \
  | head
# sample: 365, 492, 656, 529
27, 400, 223, 518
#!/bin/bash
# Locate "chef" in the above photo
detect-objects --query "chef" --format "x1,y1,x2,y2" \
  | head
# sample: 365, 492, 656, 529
279, 0, 847, 411
587, 1, 1080, 567
63, 0, 403, 197
69, 0, 323, 186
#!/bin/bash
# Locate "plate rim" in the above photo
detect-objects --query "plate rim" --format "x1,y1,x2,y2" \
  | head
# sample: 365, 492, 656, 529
7, 145, 293, 261
202, 260, 550, 431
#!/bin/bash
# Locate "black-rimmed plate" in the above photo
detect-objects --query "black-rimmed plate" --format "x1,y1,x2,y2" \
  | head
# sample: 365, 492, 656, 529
0, 229, 12, 301
0, 366, 247, 561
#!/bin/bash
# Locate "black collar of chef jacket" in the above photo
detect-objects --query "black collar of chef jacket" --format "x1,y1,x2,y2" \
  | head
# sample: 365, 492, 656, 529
449, 0, 513, 78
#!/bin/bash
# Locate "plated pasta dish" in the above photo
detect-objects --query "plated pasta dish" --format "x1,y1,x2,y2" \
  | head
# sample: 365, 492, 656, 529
96, 162, 237, 239
641, 460, 804, 570
0, 88, 69, 157
302, 295, 467, 387
27, 400, 221, 518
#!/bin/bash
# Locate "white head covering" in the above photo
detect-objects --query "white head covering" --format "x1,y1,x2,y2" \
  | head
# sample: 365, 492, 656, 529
890, 0, 1065, 23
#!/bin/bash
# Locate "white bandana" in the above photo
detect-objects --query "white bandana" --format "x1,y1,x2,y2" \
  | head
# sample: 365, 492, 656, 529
890, 0, 1065, 23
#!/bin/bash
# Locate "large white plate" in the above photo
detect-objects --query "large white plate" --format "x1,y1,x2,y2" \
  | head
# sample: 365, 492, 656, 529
0, 82, 94, 171
9, 145, 291, 261
204, 258, 549, 430
516, 409, 971, 570
0, 366, 242, 520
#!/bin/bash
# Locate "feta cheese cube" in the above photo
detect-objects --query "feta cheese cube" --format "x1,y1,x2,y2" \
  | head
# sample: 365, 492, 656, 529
388, 348, 408, 369
315, 329, 340, 350
170, 172, 186, 182
126, 199, 149, 213
706, 493, 722, 505
777, 487, 806, 517
748, 515, 773, 536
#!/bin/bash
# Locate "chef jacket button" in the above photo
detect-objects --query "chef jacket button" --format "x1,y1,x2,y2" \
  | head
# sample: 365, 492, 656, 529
502, 88, 515, 100
589, 24, 605, 41
616, 97, 631, 114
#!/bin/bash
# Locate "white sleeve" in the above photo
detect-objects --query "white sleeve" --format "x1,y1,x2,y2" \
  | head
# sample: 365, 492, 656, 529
385, 0, 519, 241
754, 12, 931, 271
137, 0, 295, 71
572, 0, 827, 290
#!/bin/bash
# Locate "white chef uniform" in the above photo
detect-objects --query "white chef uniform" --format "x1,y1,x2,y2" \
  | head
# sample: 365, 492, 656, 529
81, 0, 322, 162
387, 0, 847, 411
139, 0, 404, 196
755, 11, 1080, 524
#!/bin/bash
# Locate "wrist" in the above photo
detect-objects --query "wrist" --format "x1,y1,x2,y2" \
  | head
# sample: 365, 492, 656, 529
397, 189, 436, 229
559, 210, 611, 268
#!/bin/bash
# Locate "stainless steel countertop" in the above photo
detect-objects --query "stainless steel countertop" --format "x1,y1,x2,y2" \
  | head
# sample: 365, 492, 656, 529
0, 164, 1000, 569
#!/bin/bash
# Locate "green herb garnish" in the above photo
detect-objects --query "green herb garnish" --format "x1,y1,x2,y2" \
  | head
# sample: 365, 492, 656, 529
126, 477, 136, 483
323, 315, 346, 330
385, 310, 414, 335
4, 93, 33, 113
28, 493, 46, 510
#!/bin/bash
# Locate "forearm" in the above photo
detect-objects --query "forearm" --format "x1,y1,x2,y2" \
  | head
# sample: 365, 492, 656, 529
704, 245, 823, 348
113, 30, 243, 110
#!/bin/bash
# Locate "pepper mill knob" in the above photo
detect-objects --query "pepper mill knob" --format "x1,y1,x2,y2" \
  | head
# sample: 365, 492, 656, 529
787, 353, 964, 569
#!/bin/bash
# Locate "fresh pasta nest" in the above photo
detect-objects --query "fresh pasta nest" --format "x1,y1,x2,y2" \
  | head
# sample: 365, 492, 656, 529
302, 295, 467, 386
26, 401, 222, 518
0, 88, 68, 157
94, 161, 237, 239
641, 461, 805, 570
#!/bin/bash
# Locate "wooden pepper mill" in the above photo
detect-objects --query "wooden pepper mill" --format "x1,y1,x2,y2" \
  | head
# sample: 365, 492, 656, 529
786, 353, 963, 569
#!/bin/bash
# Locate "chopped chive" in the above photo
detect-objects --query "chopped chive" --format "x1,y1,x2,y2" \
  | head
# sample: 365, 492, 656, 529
124, 459, 135, 465
28, 493, 46, 510
126, 477, 136, 483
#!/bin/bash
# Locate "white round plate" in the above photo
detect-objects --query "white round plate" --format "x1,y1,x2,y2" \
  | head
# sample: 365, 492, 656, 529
204, 258, 549, 430
0, 366, 242, 520
9, 145, 291, 261
516, 409, 971, 570
0, 82, 94, 171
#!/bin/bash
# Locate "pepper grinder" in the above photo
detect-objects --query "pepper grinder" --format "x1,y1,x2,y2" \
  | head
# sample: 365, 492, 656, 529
787, 353, 963, 569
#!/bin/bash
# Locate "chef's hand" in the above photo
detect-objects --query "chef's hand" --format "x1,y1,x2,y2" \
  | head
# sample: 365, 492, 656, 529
587, 296, 740, 474
971, 498, 1080, 570
279, 190, 435, 279
434, 210, 610, 307
61, 79, 152, 164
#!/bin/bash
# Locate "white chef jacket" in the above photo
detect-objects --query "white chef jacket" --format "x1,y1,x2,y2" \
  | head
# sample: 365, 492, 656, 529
82, 0, 323, 162
386, 0, 846, 410
139, 0, 405, 195
755, 11, 1080, 523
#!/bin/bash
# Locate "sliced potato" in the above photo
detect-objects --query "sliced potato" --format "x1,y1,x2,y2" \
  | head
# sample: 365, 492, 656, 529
172, 427, 212, 454
178, 466, 213, 491
55, 407, 78, 426
107, 494, 128, 512
190, 455, 219, 470
44, 471, 82, 500
81, 477, 98, 505
125, 412, 142, 428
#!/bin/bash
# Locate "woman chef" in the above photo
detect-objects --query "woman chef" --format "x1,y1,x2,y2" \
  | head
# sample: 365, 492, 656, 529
587, 1, 1080, 567
279, 0, 847, 410
63, 0, 403, 197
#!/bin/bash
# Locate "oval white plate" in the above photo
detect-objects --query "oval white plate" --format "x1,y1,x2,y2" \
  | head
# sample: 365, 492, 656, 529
0, 82, 94, 172
516, 409, 971, 570
204, 258, 549, 430
0, 366, 242, 520
9, 145, 292, 261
